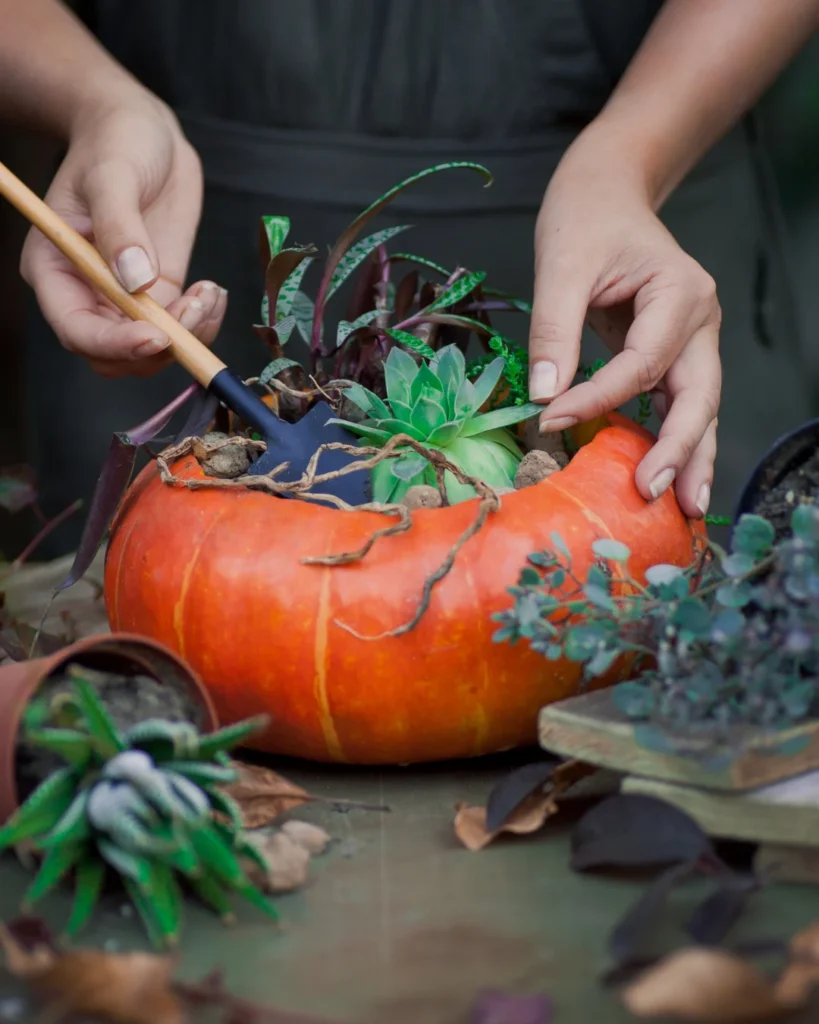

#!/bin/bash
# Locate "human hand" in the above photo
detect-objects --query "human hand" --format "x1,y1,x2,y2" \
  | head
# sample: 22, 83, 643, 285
20, 88, 226, 378
528, 132, 721, 520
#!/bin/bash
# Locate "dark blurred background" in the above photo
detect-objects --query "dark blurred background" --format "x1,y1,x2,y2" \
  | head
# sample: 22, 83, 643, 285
2, 29, 819, 561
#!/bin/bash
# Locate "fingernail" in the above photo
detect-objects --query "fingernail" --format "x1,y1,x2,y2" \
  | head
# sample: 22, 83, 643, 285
179, 298, 206, 330
696, 482, 711, 517
116, 246, 155, 292
219, 287, 228, 298
539, 415, 577, 434
200, 281, 219, 291
649, 467, 676, 501
134, 336, 169, 358
530, 361, 558, 401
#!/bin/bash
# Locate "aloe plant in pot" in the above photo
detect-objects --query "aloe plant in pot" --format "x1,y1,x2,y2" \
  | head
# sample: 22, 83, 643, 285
0, 668, 275, 947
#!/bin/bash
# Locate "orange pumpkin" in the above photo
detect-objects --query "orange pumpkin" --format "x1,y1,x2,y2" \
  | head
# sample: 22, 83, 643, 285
105, 414, 704, 765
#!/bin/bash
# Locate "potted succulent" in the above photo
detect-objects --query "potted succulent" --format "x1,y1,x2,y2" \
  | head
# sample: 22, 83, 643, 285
0, 659, 275, 947
101, 163, 704, 765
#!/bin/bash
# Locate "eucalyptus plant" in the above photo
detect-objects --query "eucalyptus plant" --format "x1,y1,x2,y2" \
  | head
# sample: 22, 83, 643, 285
0, 672, 275, 947
494, 506, 819, 734
327, 344, 540, 504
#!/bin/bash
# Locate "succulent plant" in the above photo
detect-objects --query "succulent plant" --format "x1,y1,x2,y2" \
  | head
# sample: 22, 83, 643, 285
328, 344, 540, 504
0, 671, 275, 947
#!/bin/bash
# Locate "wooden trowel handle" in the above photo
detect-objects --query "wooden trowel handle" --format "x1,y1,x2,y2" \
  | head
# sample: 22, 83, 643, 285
0, 160, 226, 386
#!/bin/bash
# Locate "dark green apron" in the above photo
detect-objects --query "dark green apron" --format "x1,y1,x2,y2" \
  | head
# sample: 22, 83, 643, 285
28, 1, 809, 551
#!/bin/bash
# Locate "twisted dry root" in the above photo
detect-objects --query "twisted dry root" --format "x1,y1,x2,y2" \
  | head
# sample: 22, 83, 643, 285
155, 432, 500, 637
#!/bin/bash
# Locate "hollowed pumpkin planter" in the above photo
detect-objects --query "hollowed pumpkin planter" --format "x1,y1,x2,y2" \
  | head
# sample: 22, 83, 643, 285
105, 413, 703, 765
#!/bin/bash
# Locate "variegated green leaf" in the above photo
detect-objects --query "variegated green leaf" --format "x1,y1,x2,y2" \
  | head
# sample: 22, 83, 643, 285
24, 841, 85, 905
207, 789, 245, 840
66, 855, 105, 936
387, 253, 450, 277
312, 162, 492, 351
125, 720, 199, 761
290, 290, 316, 344
384, 328, 435, 359
425, 271, 487, 312
259, 357, 301, 385
162, 761, 237, 788
97, 837, 153, 888
337, 309, 382, 347
0, 766, 78, 848
276, 257, 313, 321
259, 215, 290, 260
459, 402, 541, 437
264, 246, 316, 327
327, 225, 410, 300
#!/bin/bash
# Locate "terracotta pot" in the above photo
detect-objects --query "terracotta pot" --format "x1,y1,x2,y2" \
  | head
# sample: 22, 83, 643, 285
105, 415, 705, 765
0, 633, 218, 821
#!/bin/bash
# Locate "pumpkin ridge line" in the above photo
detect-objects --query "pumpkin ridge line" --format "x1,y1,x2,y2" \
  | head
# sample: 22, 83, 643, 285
546, 478, 614, 540
313, 559, 346, 763
109, 511, 141, 630
172, 505, 231, 657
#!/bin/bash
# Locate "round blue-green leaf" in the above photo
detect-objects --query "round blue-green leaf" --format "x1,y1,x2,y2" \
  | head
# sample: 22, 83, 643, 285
733, 514, 775, 556
645, 564, 684, 587
720, 552, 755, 578
591, 539, 631, 562
791, 504, 819, 542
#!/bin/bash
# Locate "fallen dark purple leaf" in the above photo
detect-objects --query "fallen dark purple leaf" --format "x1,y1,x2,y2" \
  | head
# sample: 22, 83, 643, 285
609, 861, 698, 970
571, 795, 713, 872
485, 758, 562, 833
685, 874, 758, 946
7, 916, 58, 952
57, 385, 198, 592
471, 989, 552, 1024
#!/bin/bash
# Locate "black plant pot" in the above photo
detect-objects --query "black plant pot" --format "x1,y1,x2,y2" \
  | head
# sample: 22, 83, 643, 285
732, 415, 819, 537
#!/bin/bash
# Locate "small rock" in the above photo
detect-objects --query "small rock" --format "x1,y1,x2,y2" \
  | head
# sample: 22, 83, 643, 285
200, 431, 251, 479
515, 450, 562, 490
242, 831, 310, 893
401, 484, 443, 510
282, 820, 332, 855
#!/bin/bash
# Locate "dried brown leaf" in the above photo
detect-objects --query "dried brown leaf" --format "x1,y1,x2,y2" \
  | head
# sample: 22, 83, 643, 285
0, 925, 184, 1024
242, 831, 311, 893
622, 948, 790, 1022
281, 820, 332, 854
223, 763, 310, 828
455, 760, 595, 852
454, 793, 559, 852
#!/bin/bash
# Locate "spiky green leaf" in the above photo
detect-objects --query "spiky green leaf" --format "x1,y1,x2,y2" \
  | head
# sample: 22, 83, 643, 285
97, 837, 153, 888
197, 719, 267, 761
66, 855, 105, 937
341, 382, 391, 420
189, 822, 248, 889
188, 872, 235, 921
327, 225, 410, 300
323, 418, 393, 444
146, 861, 183, 944
162, 761, 237, 788
39, 789, 92, 848
125, 720, 200, 761
0, 766, 78, 848
459, 403, 540, 437
22, 728, 93, 769
207, 789, 245, 840
124, 877, 165, 949
24, 841, 85, 905
384, 346, 420, 406
471, 357, 505, 410
68, 675, 124, 758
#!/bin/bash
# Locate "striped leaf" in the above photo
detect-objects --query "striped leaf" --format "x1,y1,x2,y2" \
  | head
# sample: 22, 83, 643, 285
66, 855, 106, 936
163, 761, 237, 788
264, 246, 316, 328
425, 271, 487, 312
273, 314, 295, 344
311, 162, 492, 352
259, 358, 301, 385
125, 720, 199, 761
327, 225, 411, 300
0, 766, 78, 848
146, 861, 183, 945
384, 328, 435, 359
207, 789, 245, 840
387, 253, 450, 277
39, 789, 92, 847
276, 257, 313, 321
336, 309, 382, 348
291, 290, 316, 345
189, 823, 248, 889
97, 837, 153, 889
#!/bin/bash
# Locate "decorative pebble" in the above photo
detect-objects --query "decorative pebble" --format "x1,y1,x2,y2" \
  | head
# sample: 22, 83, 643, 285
514, 450, 562, 490
401, 485, 443, 510
200, 431, 251, 478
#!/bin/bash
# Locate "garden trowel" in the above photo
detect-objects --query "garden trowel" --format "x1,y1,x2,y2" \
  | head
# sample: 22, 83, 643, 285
0, 160, 368, 506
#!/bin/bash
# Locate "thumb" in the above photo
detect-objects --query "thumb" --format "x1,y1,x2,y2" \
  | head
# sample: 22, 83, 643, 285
82, 159, 159, 294
528, 250, 590, 403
